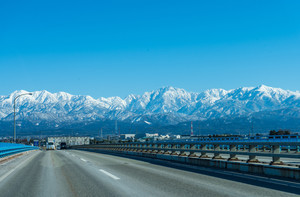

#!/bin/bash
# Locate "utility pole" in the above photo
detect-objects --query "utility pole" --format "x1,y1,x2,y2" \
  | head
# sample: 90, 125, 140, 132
115, 120, 118, 136
198, 121, 201, 137
13, 92, 33, 143
191, 121, 193, 136
251, 119, 254, 137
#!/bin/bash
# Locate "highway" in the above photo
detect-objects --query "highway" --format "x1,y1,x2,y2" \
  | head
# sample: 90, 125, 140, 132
0, 150, 299, 197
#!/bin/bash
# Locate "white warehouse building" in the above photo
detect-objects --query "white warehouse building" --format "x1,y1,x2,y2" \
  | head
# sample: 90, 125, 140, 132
47, 136, 90, 147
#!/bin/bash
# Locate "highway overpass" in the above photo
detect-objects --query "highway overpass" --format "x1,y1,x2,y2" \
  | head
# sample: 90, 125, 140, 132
0, 149, 299, 197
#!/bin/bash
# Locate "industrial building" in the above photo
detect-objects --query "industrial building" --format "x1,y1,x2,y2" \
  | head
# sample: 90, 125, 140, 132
47, 136, 90, 147
120, 134, 136, 140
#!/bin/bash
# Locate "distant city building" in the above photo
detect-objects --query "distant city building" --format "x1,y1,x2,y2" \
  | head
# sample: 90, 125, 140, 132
47, 136, 90, 146
158, 134, 170, 140
180, 135, 191, 139
120, 134, 136, 140
145, 133, 159, 138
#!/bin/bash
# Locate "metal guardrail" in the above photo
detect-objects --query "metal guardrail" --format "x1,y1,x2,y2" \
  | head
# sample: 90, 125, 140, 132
75, 139, 300, 165
0, 142, 39, 158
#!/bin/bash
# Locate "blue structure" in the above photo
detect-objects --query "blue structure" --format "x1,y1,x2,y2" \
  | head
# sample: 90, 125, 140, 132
0, 142, 39, 158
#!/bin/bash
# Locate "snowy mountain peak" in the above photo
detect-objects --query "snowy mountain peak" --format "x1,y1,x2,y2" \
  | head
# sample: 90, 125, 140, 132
255, 84, 287, 94
10, 90, 31, 98
54, 92, 73, 101
1, 85, 300, 124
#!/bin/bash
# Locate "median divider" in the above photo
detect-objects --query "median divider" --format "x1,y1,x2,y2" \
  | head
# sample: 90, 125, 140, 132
72, 144, 300, 180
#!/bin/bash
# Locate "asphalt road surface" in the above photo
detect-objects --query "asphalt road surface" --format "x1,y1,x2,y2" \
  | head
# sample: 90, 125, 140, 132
0, 150, 299, 197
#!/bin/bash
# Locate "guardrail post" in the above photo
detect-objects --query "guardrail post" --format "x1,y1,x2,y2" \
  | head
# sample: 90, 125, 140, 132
131, 144, 135, 151
221, 145, 225, 150
179, 144, 187, 156
122, 144, 126, 151
131, 144, 135, 152
116, 144, 120, 151
133, 144, 138, 152
212, 144, 222, 159
158, 144, 165, 154
138, 144, 144, 152
146, 144, 152, 153
171, 144, 178, 155
188, 144, 197, 157
151, 144, 158, 154
270, 145, 283, 165
164, 144, 171, 155
247, 145, 259, 163
142, 144, 148, 152
242, 145, 246, 151
228, 145, 238, 161
200, 144, 208, 158
129, 144, 133, 151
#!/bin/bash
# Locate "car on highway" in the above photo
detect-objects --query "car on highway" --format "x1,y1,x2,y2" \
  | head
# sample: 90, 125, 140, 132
46, 142, 55, 150
60, 142, 67, 149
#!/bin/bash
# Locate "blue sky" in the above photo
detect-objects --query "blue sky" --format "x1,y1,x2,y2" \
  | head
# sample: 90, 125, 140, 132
0, 1, 300, 98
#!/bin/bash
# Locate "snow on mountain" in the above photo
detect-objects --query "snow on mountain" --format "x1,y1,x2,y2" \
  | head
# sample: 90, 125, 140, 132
1, 85, 300, 125
127, 86, 197, 113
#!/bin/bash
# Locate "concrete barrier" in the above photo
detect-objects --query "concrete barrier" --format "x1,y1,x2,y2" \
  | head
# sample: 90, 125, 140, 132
74, 147, 300, 180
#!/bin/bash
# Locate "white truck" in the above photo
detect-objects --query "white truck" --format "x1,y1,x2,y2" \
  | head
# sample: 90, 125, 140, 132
46, 141, 55, 150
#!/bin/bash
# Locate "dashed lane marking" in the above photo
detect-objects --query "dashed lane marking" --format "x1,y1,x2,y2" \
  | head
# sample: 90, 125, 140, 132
99, 169, 120, 180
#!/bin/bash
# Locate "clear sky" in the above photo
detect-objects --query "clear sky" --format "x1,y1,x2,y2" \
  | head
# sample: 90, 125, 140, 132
0, 1, 300, 98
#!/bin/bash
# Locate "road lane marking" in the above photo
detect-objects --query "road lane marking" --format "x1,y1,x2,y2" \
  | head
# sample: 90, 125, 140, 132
0, 168, 17, 182
0, 151, 39, 182
99, 169, 120, 180
80, 158, 87, 162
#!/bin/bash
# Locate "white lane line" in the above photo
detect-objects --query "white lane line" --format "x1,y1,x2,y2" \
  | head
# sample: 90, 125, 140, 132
80, 158, 87, 162
99, 169, 120, 180
0, 152, 39, 182
0, 168, 18, 182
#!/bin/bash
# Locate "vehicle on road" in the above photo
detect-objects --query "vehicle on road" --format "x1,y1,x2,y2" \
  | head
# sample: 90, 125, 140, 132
46, 142, 55, 150
60, 142, 67, 149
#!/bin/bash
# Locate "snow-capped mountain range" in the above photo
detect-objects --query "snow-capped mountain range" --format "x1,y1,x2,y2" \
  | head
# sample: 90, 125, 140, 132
1, 85, 300, 126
